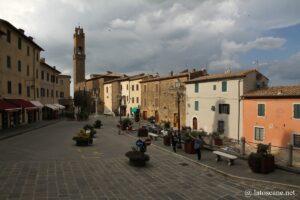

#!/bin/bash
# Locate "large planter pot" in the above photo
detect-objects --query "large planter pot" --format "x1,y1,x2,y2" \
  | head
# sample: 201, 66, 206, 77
184, 141, 195, 154
248, 153, 275, 174
125, 151, 150, 167
214, 138, 223, 146
163, 136, 171, 146
74, 138, 93, 146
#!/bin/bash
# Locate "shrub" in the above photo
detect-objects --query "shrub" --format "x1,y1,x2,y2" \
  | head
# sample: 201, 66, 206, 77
83, 124, 97, 138
93, 120, 103, 129
77, 111, 89, 121
120, 118, 133, 130
73, 129, 93, 145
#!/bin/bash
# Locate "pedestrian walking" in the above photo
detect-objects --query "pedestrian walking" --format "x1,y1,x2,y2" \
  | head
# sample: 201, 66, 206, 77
171, 132, 178, 153
191, 135, 204, 160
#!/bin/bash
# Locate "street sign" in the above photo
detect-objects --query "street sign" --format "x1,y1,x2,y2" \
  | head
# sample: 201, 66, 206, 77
136, 139, 144, 147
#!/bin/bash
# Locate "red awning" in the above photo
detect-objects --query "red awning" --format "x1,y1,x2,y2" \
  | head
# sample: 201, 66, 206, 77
0, 99, 21, 111
5, 99, 38, 110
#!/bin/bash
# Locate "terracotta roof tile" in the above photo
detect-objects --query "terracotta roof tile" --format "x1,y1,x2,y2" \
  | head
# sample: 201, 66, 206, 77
186, 69, 261, 83
243, 85, 300, 98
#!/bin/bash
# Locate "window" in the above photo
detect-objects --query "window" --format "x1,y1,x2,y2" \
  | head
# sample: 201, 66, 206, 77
7, 81, 12, 94
293, 134, 300, 148
36, 88, 39, 98
222, 81, 227, 92
126, 84, 128, 90
27, 65, 30, 76
126, 96, 128, 101
36, 69, 38, 79
18, 37, 22, 49
136, 84, 139, 91
106, 87, 108, 93
132, 85, 134, 91
60, 92, 64, 98
132, 97, 134, 103
47, 73, 49, 81
36, 52, 39, 61
51, 90, 54, 97
18, 60, 21, 72
144, 85, 146, 92
195, 83, 199, 93
18, 83, 22, 95
294, 104, 300, 119
195, 101, 199, 111
56, 77, 58, 84
6, 30, 11, 43
219, 104, 230, 114
47, 89, 49, 97
217, 120, 225, 134
144, 98, 146, 106
41, 71, 44, 80
7, 56, 11, 68
60, 80, 63, 85
254, 127, 264, 141
136, 97, 139, 103
56, 91, 58, 98
27, 86, 30, 97
27, 46, 30, 56
258, 104, 265, 117
213, 85, 216, 90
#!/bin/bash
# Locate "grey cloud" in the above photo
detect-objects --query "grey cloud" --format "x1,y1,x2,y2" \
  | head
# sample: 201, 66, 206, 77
1, 0, 300, 87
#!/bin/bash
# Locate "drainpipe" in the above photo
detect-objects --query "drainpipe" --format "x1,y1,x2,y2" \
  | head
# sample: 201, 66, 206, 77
237, 79, 241, 143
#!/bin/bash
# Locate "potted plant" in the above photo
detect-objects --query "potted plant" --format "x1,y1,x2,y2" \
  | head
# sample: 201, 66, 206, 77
248, 143, 275, 174
182, 132, 195, 154
83, 124, 97, 138
125, 147, 150, 167
212, 132, 223, 146
93, 120, 102, 129
163, 131, 172, 146
120, 118, 133, 130
73, 129, 93, 146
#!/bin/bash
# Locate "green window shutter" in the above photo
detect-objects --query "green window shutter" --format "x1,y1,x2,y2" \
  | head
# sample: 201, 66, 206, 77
222, 81, 227, 92
258, 104, 265, 116
195, 101, 199, 111
195, 83, 199, 93
294, 104, 300, 118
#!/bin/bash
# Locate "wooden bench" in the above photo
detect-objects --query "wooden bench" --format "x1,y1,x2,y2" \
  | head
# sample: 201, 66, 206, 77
213, 151, 238, 166
148, 132, 159, 141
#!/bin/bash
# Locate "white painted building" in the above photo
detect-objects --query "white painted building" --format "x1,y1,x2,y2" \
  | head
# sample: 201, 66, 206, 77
120, 74, 151, 117
185, 69, 268, 140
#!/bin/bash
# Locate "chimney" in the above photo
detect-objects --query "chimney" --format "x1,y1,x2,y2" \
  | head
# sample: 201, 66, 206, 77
28, 36, 33, 40
170, 71, 173, 76
18, 28, 24, 34
193, 68, 196, 72
53, 66, 56, 69
40, 58, 45, 63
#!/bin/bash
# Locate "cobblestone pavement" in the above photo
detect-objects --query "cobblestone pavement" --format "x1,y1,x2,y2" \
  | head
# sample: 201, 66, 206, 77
0, 116, 298, 200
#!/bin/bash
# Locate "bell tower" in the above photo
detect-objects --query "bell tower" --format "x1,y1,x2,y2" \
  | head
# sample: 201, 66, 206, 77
73, 26, 85, 89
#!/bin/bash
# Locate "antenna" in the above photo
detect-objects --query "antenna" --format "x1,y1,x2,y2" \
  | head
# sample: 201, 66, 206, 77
252, 60, 259, 70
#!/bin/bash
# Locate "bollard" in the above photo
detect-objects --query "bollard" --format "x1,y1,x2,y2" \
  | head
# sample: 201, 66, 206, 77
240, 137, 245, 155
287, 143, 293, 167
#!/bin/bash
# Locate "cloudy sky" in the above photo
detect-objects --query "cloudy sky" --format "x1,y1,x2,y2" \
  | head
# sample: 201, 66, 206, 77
1, 0, 300, 91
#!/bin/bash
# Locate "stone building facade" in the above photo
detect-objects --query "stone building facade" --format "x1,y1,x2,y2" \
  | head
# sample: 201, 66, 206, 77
140, 69, 207, 128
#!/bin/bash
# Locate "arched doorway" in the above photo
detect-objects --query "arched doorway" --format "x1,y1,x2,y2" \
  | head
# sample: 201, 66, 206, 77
192, 117, 198, 130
